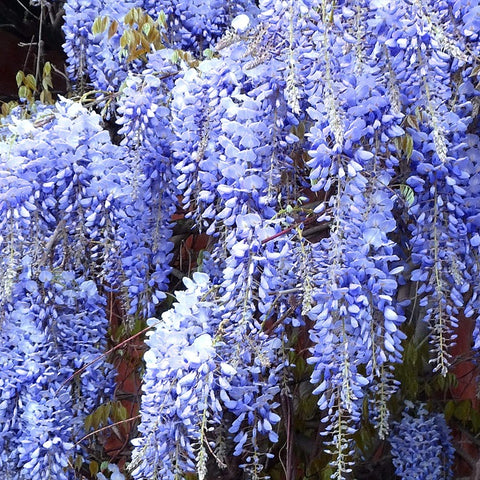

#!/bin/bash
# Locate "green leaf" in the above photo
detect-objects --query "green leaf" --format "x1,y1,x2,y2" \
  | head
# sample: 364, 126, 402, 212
91, 408, 103, 429
42, 77, 53, 91
89, 460, 99, 476
42, 61, 51, 77
92, 403, 109, 428
108, 19, 119, 39
444, 400, 455, 421
322, 466, 334, 480
454, 399, 471, 422
404, 134, 413, 160
84, 413, 93, 431
400, 184, 415, 207
471, 65, 480, 77
404, 114, 419, 130
157, 10, 167, 28
18, 85, 29, 100
25, 74, 36, 90
471, 408, 480, 432
129, 7, 142, 25
16, 70, 24, 88
40, 90, 53, 105
203, 48, 214, 59
142, 22, 152, 36
404, 340, 418, 365
92, 16, 109, 35
171, 50, 180, 64
120, 30, 132, 49
1, 101, 18, 117
113, 401, 128, 421
297, 121, 306, 139
74, 455, 84, 470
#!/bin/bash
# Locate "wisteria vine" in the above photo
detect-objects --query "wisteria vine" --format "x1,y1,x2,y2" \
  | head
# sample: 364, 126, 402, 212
0, 0, 479, 479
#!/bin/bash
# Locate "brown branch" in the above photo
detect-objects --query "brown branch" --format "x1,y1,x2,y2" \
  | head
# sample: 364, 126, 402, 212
40, 217, 66, 265
261, 216, 318, 245
75, 415, 141, 446
55, 319, 161, 396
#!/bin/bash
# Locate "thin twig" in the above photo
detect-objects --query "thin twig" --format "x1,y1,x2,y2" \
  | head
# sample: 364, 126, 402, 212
75, 415, 141, 446
35, 2, 44, 84
21, 35, 36, 74
55, 320, 161, 396
40, 218, 66, 265
15, 0, 39, 20
261, 216, 318, 245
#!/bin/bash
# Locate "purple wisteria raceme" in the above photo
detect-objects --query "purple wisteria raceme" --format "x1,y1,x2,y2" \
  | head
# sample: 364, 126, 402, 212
62, 0, 106, 88
114, 51, 179, 319
390, 402, 454, 480
381, 0, 479, 374
169, 16, 306, 472
130, 272, 223, 480
0, 260, 74, 480
0, 261, 113, 479
0, 99, 129, 280
0, 100, 123, 478
277, 3, 410, 474
63, 0, 158, 91
142, 0, 258, 52
63, 0, 258, 92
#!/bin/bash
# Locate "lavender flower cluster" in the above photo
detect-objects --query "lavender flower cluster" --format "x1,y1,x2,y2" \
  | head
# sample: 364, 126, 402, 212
390, 402, 454, 479
63, 0, 258, 91
0, 100, 120, 477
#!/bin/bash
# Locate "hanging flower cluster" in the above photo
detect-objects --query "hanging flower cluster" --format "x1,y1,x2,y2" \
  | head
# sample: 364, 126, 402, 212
0, 100, 121, 477
62, 0, 258, 92
142, 0, 258, 52
129, 273, 221, 479
385, 0, 479, 377
390, 402, 455, 479
130, 270, 285, 480
113, 50, 179, 319
169, 17, 315, 470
